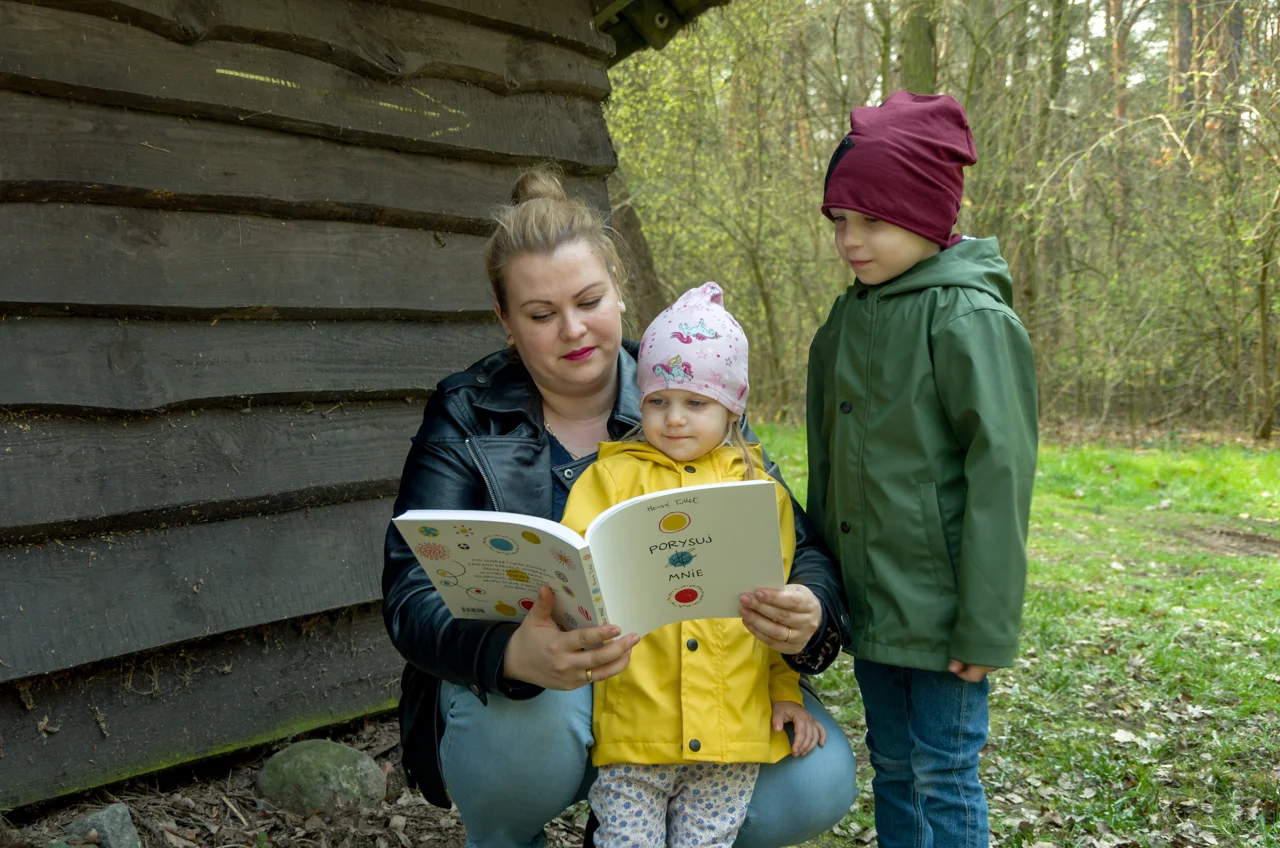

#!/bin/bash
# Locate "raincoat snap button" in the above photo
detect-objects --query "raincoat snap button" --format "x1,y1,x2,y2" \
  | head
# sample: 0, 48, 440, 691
564, 468, 575, 480
840, 521, 851, 533
684, 465, 696, 473
856, 289, 869, 300
688, 739, 701, 752
687, 639, 698, 651
840, 401, 852, 414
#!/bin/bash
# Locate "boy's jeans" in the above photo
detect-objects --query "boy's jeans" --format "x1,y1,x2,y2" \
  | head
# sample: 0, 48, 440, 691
854, 658, 990, 848
437, 681, 857, 848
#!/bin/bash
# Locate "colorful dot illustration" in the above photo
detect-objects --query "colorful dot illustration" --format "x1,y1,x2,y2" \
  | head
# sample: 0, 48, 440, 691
561, 584, 575, 598
494, 602, 517, 616
659, 512, 692, 533
578, 606, 592, 622
555, 570, 568, 582
667, 551, 696, 567
486, 535, 518, 554
518, 599, 536, 611
419, 526, 439, 538
522, 531, 542, 544
668, 585, 703, 607
414, 542, 449, 560
506, 569, 530, 583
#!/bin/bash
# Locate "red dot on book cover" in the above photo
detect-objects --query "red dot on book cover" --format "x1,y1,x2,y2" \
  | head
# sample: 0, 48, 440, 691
674, 588, 699, 604
519, 598, 535, 611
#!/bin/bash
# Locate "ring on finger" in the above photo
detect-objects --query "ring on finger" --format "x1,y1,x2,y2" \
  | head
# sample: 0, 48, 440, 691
785, 627, 793, 643
585, 668, 593, 684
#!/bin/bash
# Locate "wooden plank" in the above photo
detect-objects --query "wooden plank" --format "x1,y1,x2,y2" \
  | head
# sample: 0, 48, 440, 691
0, 2, 616, 174
0, 604, 403, 809
0, 91, 610, 232
0, 499, 392, 682
0, 205, 494, 318
377, 0, 614, 58
0, 402, 426, 542
19, 0, 611, 97
0, 316, 503, 412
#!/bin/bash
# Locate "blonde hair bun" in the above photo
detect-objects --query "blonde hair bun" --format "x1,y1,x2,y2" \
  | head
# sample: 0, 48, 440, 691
511, 165, 568, 204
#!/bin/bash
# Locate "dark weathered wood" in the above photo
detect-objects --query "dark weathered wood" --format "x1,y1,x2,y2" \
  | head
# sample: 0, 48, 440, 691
377, 0, 613, 58
0, 205, 494, 318
0, 91, 609, 231
0, 499, 393, 682
17, 0, 611, 97
0, 604, 402, 809
0, 402, 426, 542
1, 316, 502, 412
0, 3, 616, 173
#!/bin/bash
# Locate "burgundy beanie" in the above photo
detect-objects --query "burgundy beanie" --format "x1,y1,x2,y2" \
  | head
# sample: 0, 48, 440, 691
821, 91, 977, 247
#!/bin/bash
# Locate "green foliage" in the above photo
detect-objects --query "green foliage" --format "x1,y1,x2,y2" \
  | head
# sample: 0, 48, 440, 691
607, 0, 1280, 431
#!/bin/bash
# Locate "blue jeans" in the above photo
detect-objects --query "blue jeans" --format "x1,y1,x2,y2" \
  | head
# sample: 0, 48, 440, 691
439, 681, 857, 848
853, 659, 990, 848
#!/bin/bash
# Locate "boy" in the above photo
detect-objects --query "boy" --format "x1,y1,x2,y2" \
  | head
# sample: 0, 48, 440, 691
806, 91, 1039, 848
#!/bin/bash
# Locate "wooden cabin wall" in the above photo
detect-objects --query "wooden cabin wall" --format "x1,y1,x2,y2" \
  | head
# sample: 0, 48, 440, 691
0, 0, 615, 807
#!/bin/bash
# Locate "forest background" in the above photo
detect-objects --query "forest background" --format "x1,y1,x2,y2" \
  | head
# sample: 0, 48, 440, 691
604, 0, 1280, 437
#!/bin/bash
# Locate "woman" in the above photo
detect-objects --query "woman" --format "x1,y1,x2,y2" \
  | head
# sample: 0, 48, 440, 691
382, 167, 855, 848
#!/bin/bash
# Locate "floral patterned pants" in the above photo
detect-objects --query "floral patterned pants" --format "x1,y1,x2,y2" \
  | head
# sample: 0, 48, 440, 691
589, 762, 760, 848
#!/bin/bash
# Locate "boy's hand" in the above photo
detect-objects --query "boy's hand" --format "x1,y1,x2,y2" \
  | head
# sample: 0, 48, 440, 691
771, 701, 827, 757
949, 659, 997, 683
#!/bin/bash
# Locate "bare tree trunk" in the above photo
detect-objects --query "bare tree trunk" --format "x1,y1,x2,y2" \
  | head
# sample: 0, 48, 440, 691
900, 0, 937, 93
875, 0, 894, 95
1168, 0, 1193, 112
607, 171, 668, 334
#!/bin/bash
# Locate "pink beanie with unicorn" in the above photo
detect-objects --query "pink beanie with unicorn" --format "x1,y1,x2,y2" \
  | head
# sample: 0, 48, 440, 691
637, 282, 750, 415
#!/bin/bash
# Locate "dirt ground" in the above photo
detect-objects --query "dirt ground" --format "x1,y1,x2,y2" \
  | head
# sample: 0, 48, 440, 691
3, 715, 588, 848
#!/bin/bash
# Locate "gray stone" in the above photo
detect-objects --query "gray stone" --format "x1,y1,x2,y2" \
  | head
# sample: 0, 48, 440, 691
257, 740, 386, 814
66, 804, 141, 848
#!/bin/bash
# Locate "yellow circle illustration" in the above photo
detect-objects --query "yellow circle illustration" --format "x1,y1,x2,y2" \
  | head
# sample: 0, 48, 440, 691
494, 602, 517, 616
506, 569, 531, 582
659, 512, 691, 533
521, 531, 542, 544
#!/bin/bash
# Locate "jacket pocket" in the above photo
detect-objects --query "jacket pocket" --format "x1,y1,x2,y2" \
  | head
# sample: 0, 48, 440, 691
918, 481, 957, 594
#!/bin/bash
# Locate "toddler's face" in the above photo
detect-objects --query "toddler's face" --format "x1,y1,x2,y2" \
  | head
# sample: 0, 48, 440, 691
830, 209, 941, 285
641, 389, 733, 464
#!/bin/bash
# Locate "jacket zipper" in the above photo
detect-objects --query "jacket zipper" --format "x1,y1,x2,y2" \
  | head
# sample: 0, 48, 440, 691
464, 438, 499, 511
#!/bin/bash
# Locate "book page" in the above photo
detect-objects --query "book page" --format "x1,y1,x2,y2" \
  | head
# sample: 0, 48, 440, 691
393, 510, 603, 631
583, 480, 785, 637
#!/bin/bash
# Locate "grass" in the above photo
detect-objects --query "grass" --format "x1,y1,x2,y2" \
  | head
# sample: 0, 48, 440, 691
755, 424, 1280, 848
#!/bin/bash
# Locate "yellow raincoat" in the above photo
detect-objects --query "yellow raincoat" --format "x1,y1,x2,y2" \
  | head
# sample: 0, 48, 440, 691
560, 440, 802, 767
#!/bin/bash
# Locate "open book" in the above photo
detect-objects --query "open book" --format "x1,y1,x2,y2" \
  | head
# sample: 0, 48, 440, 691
392, 479, 785, 638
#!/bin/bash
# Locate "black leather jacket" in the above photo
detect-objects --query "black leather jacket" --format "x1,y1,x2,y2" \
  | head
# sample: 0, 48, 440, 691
382, 341, 851, 806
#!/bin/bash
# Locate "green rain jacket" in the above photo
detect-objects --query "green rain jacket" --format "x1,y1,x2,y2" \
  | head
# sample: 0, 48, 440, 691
807, 237, 1038, 672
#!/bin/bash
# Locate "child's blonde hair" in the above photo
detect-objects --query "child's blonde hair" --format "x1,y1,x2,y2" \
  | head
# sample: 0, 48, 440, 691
483, 165, 629, 314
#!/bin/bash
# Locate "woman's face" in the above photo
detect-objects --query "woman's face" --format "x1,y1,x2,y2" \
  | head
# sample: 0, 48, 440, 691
497, 239, 624, 400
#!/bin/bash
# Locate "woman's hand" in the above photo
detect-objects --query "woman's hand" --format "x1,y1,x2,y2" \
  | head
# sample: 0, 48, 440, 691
771, 700, 827, 757
739, 584, 823, 655
502, 585, 639, 690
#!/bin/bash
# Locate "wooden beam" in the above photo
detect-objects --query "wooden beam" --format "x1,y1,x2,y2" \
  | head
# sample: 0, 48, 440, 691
0, 604, 403, 809
0, 499, 393, 682
0, 315, 502, 412
0, 2, 616, 174
0, 204, 494, 318
0, 91, 609, 231
0, 402, 428, 542
16, 0, 611, 97
375, 0, 614, 59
